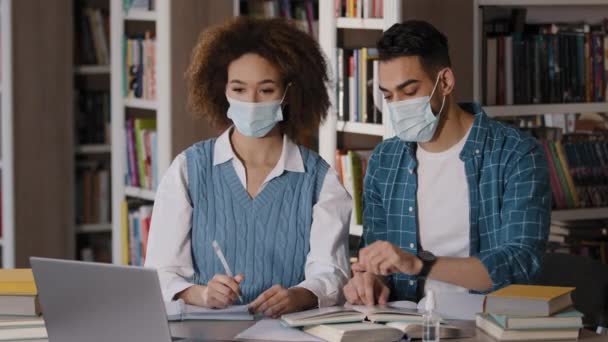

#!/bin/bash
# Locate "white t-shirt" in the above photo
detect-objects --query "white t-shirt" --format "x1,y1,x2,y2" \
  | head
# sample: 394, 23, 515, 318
416, 128, 471, 295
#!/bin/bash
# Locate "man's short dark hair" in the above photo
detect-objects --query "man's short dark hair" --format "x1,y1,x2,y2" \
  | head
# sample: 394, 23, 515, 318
377, 20, 451, 77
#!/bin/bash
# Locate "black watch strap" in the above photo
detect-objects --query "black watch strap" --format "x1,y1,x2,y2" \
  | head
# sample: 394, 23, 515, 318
417, 251, 437, 279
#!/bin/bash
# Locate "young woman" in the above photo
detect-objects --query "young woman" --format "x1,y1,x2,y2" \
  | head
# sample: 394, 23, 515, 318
144, 17, 351, 318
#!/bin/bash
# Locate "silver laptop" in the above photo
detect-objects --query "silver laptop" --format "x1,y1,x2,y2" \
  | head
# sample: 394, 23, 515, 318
30, 257, 202, 342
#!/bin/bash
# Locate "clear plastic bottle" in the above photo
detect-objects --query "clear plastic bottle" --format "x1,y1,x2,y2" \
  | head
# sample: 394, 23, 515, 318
422, 290, 441, 342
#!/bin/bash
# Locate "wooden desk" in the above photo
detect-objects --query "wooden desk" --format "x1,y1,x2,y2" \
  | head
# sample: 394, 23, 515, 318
168, 320, 608, 342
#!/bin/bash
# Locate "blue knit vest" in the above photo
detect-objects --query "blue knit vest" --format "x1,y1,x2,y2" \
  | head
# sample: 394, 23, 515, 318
185, 139, 329, 303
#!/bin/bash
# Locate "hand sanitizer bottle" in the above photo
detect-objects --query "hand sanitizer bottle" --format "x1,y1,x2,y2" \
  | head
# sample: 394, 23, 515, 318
422, 290, 440, 342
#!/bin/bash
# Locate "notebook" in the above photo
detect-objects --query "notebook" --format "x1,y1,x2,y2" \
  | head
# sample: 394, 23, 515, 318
484, 285, 575, 316
235, 319, 323, 342
165, 300, 254, 321
280, 304, 422, 328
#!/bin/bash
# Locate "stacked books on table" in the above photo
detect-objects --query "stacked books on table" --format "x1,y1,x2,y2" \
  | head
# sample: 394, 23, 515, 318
280, 304, 463, 342
0, 269, 46, 341
477, 285, 583, 341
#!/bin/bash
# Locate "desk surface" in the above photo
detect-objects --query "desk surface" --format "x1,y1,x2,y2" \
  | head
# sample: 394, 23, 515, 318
168, 320, 608, 342
34, 320, 607, 341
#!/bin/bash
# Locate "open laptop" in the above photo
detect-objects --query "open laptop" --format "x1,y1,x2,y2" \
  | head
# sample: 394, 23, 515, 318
30, 257, 204, 342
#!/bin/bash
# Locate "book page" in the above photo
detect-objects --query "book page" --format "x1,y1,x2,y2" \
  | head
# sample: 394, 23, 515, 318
235, 319, 323, 342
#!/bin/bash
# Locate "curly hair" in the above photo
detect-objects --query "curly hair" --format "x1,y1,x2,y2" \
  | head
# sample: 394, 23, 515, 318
186, 17, 330, 143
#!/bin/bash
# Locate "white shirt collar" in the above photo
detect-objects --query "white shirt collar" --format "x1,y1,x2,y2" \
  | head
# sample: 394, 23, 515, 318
213, 127, 305, 174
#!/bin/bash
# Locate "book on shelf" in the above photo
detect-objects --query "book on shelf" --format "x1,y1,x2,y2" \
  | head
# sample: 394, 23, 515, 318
335, 0, 383, 19
123, 0, 154, 12
336, 48, 382, 124
75, 162, 111, 225
240, 0, 319, 38
75, 90, 111, 145
75, 6, 110, 66
483, 8, 608, 106
125, 202, 153, 266
124, 31, 156, 101
335, 150, 372, 226
520, 126, 608, 211
77, 234, 112, 263
125, 118, 158, 191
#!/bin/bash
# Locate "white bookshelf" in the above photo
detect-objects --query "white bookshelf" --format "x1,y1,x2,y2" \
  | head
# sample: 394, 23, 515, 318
110, 0, 232, 264
318, 0, 401, 236
111, 0, 163, 265
1, 0, 14, 268
336, 17, 385, 30
123, 9, 157, 21
124, 186, 156, 201
336, 121, 386, 136
123, 98, 158, 110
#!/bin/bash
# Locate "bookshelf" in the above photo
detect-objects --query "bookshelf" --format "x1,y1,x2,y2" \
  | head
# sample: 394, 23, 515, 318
73, 0, 113, 262
472, 0, 608, 221
110, 0, 233, 265
318, 0, 401, 236
0, 0, 14, 268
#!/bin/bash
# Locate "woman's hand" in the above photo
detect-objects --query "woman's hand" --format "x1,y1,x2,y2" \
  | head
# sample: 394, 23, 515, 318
177, 274, 244, 308
248, 285, 317, 318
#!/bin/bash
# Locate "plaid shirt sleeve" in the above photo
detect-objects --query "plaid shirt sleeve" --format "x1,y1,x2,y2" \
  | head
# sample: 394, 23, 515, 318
475, 140, 551, 291
361, 149, 387, 247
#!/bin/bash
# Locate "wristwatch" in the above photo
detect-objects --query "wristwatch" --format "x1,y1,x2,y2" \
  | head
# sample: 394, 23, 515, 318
417, 250, 437, 279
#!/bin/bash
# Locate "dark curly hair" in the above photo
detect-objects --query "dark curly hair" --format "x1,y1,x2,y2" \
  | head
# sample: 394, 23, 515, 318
377, 20, 451, 77
186, 17, 330, 143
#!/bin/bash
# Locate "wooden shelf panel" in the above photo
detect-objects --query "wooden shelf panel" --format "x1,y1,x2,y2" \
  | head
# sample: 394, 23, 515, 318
483, 103, 608, 117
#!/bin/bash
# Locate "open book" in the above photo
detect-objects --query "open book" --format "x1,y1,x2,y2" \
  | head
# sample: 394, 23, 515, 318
165, 299, 254, 321
280, 302, 423, 328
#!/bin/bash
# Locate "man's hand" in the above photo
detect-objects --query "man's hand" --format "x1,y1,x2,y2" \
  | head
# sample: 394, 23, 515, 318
352, 241, 422, 276
343, 271, 390, 306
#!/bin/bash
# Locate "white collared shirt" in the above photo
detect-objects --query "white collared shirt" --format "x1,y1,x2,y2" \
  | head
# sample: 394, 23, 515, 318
145, 128, 352, 307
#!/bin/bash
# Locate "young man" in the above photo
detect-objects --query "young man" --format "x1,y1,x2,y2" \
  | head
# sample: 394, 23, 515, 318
343, 20, 551, 304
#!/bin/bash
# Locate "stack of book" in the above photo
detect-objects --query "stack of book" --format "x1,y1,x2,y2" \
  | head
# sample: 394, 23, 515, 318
75, 7, 109, 66
125, 118, 158, 191
335, 0, 384, 19
122, 201, 153, 266
477, 285, 583, 341
335, 150, 372, 226
0, 269, 47, 340
484, 9, 608, 106
335, 48, 383, 124
123, 31, 157, 101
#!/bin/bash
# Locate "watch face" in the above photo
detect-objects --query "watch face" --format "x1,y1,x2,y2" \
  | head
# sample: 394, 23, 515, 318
419, 250, 436, 262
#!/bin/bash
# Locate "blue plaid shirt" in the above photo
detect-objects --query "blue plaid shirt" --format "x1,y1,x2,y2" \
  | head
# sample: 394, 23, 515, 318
362, 103, 551, 301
